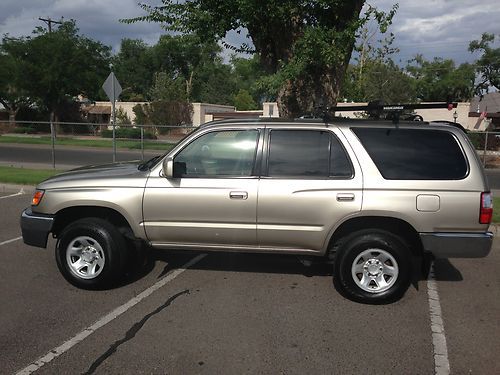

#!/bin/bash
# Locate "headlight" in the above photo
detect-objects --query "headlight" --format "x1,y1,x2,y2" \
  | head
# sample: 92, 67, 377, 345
32, 190, 45, 206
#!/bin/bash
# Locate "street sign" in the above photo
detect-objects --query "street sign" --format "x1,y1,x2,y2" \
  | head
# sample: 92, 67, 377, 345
102, 72, 122, 102
102, 72, 122, 163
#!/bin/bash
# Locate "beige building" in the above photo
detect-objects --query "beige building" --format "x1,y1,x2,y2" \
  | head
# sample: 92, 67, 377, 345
86, 96, 499, 131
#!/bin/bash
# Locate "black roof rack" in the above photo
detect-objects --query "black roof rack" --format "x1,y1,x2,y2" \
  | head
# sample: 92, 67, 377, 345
199, 101, 460, 129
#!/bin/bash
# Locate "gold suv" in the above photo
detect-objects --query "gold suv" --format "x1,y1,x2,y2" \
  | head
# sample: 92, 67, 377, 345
21, 119, 493, 304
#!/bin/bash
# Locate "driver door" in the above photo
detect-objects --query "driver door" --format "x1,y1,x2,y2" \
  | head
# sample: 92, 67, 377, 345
143, 128, 261, 247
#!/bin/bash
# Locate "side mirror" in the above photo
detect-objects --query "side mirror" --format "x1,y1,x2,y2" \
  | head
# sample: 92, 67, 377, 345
162, 157, 173, 178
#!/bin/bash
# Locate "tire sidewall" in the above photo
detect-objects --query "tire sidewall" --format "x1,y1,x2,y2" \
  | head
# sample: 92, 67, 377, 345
333, 230, 412, 304
55, 218, 123, 289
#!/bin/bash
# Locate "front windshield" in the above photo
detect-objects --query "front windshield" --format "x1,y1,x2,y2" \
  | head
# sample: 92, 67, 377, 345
137, 130, 197, 171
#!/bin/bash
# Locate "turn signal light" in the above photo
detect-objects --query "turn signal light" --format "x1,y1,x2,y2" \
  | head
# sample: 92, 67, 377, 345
32, 190, 45, 206
480, 192, 493, 224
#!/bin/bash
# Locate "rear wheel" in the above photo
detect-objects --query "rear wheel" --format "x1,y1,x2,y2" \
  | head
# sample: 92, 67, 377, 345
55, 218, 126, 289
333, 230, 412, 304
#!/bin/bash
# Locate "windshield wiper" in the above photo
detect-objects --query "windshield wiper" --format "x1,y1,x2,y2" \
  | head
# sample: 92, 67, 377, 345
138, 155, 163, 171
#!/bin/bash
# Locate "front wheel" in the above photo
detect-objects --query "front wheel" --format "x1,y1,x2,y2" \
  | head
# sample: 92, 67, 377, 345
55, 218, 126, 289
333, 230, 412, 304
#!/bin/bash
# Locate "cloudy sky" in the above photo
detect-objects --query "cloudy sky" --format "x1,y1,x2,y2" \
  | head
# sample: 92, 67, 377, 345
0, 0, 498, 64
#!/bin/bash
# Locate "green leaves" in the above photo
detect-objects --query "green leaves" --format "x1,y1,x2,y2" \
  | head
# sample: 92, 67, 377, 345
469, 33, 500, 95
1, 20, 111, 118
406, 56, 476, 102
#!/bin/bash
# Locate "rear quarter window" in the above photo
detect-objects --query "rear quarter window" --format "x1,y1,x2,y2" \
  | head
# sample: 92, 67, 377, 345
352, 127, 468, 180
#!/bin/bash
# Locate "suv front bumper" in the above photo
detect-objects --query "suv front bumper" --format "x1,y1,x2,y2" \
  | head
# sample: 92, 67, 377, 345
20, 208, 55, 248
420, 232, 493, 258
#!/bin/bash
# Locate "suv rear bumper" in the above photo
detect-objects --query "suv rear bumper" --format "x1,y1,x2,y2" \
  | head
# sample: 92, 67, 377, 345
20, 208, 54, 248
420, 232, 493, 258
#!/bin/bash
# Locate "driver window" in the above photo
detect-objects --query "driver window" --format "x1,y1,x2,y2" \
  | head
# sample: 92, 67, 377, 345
174, 129, 259, 177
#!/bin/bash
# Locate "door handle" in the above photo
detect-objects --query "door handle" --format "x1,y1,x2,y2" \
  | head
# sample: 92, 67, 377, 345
336, 193, 355, 202
229, 191, 248, 200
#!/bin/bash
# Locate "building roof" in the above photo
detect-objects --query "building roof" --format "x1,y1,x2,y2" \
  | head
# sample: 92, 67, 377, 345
470, 92, 500, 113
84, 105, 111, 115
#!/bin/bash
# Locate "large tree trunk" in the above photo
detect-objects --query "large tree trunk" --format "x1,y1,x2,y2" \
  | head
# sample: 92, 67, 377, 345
1, 108, 18, 134
277, 65, 347, 119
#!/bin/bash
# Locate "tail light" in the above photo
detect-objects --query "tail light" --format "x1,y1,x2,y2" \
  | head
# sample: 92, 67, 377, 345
480, 192, 493, 224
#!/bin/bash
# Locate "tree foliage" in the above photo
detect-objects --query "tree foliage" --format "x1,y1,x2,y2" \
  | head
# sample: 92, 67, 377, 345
0, 21, 111, 121
133, 100, 193, 131
406, 55, 476, 102
234, 89, 257, 110
0, 47, 32, 125
342, 59, 416, 103
114, 34, 237, 105
469, 33, 500, 95
123, 0, 397, 117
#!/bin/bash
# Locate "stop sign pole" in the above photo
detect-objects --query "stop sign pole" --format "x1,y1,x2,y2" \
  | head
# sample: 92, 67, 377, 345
102, 65, 122, 162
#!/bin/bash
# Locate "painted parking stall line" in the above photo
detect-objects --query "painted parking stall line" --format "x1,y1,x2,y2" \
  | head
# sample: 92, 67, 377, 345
0, 189, 26, 200
0, 236, 22, 246
15, 253, 207, 375
427, 262, 450, 375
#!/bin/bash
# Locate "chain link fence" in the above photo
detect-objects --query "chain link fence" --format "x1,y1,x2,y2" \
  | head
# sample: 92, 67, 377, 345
467, 131, 500, 169
1, 120, 500, 169
0, 120, 196, 169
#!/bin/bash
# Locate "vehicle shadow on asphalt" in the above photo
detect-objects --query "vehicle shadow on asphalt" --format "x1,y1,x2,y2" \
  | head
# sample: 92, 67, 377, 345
118, 249, 463, 290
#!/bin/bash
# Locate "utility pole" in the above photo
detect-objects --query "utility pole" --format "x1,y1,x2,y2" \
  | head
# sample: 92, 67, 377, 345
39, 16, 63, 168
38, 17, 63, 33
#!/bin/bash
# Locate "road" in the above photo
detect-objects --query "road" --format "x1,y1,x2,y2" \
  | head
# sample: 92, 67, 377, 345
2, 143, 500, 190
0, 143, 160, 169
0, 189, 499, 374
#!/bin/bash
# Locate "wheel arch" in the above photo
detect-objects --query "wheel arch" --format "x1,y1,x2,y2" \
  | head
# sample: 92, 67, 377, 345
327, 216, 423, 257
52, 206, 138, 239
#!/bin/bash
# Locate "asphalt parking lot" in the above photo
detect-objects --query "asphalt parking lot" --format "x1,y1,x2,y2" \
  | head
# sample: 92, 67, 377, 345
0, 189, 499, 374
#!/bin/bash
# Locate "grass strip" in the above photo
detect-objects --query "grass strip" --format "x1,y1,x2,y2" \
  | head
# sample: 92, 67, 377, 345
493, 197, 500, 224
0, 166, 61, 185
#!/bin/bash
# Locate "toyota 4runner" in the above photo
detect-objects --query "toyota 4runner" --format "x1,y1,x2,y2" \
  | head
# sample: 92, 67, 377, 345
20, 118, 493, 304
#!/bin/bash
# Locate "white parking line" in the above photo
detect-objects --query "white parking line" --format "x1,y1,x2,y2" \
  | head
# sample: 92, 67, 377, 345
0, 236, 22, 246
0, 189, 25, 200
15, 253, 207, 375
427, 262, 450, 375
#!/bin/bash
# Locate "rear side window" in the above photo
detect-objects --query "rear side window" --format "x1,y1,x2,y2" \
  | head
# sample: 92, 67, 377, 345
267, 130, 353, 178
352, 128, 468, 180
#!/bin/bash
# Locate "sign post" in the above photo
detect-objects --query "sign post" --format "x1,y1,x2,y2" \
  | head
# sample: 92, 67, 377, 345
102, 67, 122, 162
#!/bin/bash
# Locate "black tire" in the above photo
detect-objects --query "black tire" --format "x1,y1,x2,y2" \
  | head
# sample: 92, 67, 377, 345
55, 217, 126, 289
332, 229, 412, 304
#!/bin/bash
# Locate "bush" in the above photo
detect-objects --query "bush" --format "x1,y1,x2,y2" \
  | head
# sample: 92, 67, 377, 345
13, 125, 40, 134
101, 127, 156, 140
468, 132, 500, 151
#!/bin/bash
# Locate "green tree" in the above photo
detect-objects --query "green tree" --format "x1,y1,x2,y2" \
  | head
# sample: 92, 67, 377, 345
234, 89, 257, 110
341, 23, 413, 104
149, 71, 187, 101
0, 45, 32, 126
342, 59, 416, 103
231, 55, 270, 105
469, 33, 500, 95
406, 55, 475, 101
113, 39, 152, 101
123, 1, 397, 118
1, 21, 111, 122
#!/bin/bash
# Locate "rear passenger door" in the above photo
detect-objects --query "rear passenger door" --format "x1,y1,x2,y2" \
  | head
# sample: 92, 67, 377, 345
257, 128, 362, 253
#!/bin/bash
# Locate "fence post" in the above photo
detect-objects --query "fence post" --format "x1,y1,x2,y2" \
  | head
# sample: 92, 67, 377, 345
483, 131, 489, 167
140, 125, 144, 160
50, 113, 56, 169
